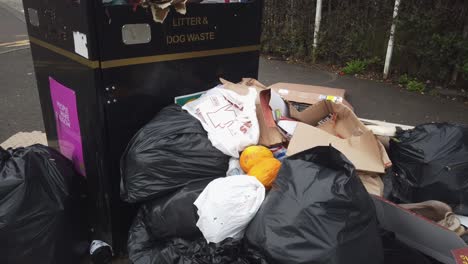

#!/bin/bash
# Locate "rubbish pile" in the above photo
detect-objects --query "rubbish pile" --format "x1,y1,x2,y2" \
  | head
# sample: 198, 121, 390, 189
2, 78, 468, 264
120, 78, 468, 264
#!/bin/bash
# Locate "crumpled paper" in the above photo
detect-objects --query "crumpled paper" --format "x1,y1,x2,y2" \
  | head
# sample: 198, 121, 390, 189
142, 0, 188, 23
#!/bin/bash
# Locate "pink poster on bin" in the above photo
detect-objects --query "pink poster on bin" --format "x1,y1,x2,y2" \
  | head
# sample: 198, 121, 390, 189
49, 77, 86, 177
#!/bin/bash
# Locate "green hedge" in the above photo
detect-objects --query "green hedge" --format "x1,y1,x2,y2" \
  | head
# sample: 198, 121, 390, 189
261, 0, 468, 86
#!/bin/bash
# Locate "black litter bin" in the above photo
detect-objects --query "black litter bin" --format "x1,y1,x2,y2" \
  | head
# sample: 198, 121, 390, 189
22, 0, 263, 253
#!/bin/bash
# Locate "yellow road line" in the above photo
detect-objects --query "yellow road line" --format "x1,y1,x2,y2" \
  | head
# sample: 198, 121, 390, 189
0, 39, 30, 48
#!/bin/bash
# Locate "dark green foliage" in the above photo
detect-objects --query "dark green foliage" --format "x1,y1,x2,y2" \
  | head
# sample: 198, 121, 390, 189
261, 0, 468, 87
406, 80, 425, 92
398, 74, 410, 85
342, 60, 367, 75
463, 61, 468, 78
398, 73, 425, 92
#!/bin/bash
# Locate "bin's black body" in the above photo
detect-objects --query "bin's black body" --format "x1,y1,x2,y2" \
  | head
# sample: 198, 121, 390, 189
22, 0, 262, 253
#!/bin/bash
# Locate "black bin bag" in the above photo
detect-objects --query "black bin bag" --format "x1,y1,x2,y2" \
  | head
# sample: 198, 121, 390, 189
141, 178, 211, 241
141, 238, 268, 264
128, 179, 209, 263
129, 214, 267, 264
121, 104, 229, 203
389, 123, 468, 214
245, 146, 383, 264
128, 178, 268, 264
380, 231, 434, 264
0, 145, 87, 264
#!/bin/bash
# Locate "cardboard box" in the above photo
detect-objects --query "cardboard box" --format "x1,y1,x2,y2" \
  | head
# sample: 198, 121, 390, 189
286, 100, 391, 173
223, 79, 355, 147
257, 90, 355, 146
269, 82, 354, 110
372, 195, 468, 264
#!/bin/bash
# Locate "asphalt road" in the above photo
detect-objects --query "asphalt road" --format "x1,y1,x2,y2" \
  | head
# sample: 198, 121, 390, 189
1, 0, 23, 14
0, 3, 42, 143
1, 0, 468, 144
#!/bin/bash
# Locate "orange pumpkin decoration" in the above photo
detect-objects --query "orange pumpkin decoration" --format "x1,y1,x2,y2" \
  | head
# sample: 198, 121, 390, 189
248, 158, 282, 189
240, 146, 274, 173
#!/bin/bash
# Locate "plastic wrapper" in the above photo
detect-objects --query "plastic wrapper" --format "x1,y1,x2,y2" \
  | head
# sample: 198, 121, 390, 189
194, 176, 265, 243
183, 86, 260, 158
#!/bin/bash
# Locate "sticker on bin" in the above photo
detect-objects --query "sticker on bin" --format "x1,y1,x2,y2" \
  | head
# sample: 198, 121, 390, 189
319, 95, 343, 103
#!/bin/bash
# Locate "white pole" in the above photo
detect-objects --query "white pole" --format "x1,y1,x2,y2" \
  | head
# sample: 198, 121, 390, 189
312, 0, 323, 63
383, 0, 401, 79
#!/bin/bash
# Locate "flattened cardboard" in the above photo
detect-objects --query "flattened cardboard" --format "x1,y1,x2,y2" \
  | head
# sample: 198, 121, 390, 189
269, 82, 346, 97
269, 82, 353, 110
289, 123, 386, 173
372, 196, 467, 264
240, 78, 268, 90
220, 78, 267, 104
286, 100, 390, 173
358, 172, 384, 197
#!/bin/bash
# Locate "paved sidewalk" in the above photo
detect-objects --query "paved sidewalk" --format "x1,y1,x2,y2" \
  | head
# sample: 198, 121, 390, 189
1, 1, 468, 143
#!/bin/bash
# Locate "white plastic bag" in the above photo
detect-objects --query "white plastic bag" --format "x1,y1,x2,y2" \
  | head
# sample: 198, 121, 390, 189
194, 175, 265, 243
183, 85, 260, 158
226, 158, 243, 176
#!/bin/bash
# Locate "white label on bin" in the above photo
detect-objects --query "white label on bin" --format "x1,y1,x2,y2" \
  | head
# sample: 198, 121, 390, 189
27, 8, 39, 27
73, 31, 89, 59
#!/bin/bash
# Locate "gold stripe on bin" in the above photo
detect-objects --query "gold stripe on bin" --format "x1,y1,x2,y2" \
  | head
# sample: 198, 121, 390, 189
29, 36, 260, 69
100, 45, 261, 69
29, 37, 100, 69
